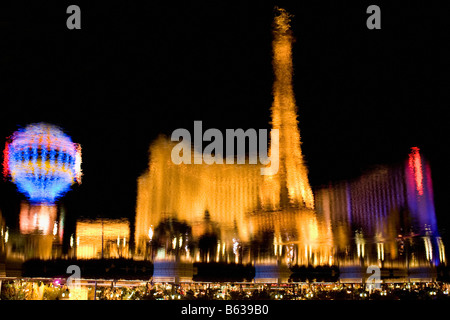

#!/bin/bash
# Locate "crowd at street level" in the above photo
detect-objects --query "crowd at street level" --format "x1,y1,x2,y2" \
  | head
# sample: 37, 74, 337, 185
1, 279, 450, 300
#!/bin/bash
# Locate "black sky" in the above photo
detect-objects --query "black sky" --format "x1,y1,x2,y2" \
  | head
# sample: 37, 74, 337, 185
1, 1, 450, 242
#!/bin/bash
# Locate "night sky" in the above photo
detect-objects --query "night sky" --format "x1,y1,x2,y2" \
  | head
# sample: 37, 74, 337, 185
1, 1, 449, 244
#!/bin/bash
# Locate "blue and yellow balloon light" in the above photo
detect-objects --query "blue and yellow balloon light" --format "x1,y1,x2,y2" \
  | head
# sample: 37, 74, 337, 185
3, 123, 82, 204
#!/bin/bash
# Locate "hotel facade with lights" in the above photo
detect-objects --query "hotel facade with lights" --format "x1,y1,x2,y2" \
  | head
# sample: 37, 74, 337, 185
315, 147, 446, 275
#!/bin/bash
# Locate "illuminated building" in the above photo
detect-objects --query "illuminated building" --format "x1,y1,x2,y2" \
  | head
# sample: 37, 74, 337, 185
133, 7, 446, 284
315, 147, 446, 281
1, 202, 65, 261
135, 8, 333, 278
19, 202, 58, 236
267, 7, 314, 211
2, 123, 80, 261
74, 218, 130, 259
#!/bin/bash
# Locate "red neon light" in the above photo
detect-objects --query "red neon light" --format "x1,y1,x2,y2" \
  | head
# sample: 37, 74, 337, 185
409, 147, 423, 196
3, 141, 10, 179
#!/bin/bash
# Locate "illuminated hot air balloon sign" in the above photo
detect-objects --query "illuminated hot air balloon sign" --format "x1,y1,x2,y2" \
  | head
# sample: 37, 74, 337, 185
3, 123, 82, 204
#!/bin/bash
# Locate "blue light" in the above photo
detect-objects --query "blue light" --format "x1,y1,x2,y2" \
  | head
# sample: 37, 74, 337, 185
3, 123, 82, 204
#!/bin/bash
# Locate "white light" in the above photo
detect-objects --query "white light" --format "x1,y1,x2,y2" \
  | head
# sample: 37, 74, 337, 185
148, 226, 153, 240
172, 237, 177, 249
232, 238, 239, 255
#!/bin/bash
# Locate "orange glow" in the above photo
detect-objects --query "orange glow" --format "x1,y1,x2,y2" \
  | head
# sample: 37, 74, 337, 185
267, 7, 315, 210
19, 202, 57, 235
76, 218, 130, 259
134, 8, 332, 267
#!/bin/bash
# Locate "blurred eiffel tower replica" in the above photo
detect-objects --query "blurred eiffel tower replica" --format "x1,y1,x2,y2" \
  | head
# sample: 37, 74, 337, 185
252, 8, 333, 283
